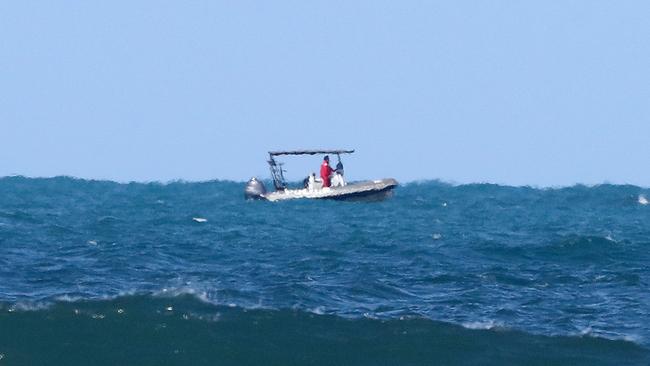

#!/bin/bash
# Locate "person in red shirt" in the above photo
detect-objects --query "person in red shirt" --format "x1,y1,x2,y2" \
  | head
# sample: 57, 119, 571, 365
320, 155, 335, 188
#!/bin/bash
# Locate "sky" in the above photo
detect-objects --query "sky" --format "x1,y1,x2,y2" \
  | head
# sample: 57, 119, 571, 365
1, 1, 649, 186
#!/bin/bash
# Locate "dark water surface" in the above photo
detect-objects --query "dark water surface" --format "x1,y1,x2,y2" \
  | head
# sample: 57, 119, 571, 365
1, 176, 649, 365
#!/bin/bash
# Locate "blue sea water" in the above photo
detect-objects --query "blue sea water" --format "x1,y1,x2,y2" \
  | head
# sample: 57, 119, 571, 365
1, 176, 649, 365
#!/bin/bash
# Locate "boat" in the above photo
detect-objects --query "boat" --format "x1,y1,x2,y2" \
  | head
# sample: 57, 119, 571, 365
245, 149, 398, 201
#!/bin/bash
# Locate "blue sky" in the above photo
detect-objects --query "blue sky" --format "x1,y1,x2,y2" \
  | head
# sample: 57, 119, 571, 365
1, 1, 649, 186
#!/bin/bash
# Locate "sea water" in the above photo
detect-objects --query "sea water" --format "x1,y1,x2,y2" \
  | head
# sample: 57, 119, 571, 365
0, 176, 649, 365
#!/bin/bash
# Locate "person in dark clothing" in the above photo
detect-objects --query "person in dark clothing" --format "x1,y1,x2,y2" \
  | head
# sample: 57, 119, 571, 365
336, 160, 344, 176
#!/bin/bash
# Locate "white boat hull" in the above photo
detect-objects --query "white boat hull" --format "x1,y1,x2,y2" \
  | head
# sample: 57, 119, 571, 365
262, 179, 398, 202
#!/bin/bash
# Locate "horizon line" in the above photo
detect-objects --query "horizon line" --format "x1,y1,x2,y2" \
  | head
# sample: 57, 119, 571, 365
1, 174, 649, 190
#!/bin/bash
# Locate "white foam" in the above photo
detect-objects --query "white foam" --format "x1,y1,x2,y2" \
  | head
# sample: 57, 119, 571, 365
432, 233, 442, 240
310, 306, 326, 315
574, 325, 645, 345
103, 289, 138, 300
620, 333, 645, 344
192, 217, 208, 223
579, 325, 593, 336
185, 312, 221, 322
638, 194, 648, 205
153, 287, 211, 304
462, 320, 502, 330
8, 301, 50, 312
55, 294, 85, 302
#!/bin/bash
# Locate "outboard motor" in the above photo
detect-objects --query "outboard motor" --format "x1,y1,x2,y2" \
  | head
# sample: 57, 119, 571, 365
244, 177, 267, 200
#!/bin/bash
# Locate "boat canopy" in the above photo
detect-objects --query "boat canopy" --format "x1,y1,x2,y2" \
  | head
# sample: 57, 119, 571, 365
269, 149, 354, 157
267, 149, 354, 191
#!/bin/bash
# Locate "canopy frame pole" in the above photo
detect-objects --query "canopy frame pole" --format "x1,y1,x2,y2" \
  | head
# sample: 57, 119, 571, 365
268, 154, 287, 191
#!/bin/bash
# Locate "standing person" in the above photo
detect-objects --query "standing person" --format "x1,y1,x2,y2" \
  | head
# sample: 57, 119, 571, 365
320, 155, 335, 188
336, 160, 344, 176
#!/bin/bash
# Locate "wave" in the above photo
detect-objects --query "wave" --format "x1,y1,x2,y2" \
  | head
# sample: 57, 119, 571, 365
2, 175, 650, 365
0, 294, 647, 366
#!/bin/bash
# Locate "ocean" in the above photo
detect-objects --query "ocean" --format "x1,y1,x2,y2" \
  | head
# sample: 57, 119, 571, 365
0, 176, 649, 365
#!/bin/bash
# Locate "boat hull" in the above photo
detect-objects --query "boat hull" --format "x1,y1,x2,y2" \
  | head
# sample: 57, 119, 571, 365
262, 178, 398, 202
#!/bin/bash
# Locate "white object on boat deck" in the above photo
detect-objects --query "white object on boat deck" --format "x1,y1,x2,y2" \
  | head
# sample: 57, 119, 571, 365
331, 173, 346, 187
